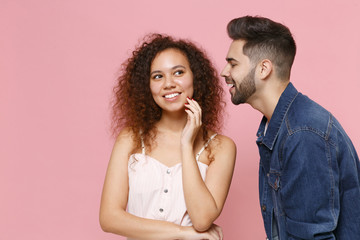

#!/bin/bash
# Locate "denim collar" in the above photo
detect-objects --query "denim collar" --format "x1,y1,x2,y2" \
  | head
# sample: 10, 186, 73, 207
256, 82, 299, 150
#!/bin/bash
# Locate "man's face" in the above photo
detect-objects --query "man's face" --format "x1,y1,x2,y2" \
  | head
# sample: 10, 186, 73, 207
221, 40, 256, 105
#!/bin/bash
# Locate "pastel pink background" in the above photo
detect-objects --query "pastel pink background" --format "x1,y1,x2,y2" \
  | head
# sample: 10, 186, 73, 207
1, 0, 359, 239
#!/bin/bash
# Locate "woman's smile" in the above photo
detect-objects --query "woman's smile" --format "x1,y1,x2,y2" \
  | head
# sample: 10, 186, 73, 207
150, 48, 194, 111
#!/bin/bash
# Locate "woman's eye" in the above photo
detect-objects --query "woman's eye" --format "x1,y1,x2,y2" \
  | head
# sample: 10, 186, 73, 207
153, 74, 163, 79
174, 70, 184, 76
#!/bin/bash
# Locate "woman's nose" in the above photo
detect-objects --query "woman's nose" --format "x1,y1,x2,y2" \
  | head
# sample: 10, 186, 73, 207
164, 76, 176, 88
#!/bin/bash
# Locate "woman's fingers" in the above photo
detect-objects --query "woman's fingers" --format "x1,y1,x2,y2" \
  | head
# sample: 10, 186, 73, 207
190, 98, 202, 113
185, 105, 197, 125
185, 98, 202, 126
213, 224, 223, 240
181, 226, 220, 240
182, 98, 202, 145
184, 109, 195, 125
205, 224, 222, 240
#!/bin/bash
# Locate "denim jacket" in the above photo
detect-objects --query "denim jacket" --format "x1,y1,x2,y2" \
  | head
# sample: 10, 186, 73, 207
256, 83, 360, 239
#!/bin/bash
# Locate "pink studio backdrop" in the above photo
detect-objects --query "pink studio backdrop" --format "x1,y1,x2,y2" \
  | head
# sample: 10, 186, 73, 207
1, 0, 359, 239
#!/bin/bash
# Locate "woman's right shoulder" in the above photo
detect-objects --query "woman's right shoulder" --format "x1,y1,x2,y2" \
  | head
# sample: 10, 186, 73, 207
113, 127, 137, 150
108, 128, 139, 165
116, 127, 135, 140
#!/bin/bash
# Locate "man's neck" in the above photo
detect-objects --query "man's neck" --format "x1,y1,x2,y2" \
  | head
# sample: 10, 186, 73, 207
249, 81, 289, 121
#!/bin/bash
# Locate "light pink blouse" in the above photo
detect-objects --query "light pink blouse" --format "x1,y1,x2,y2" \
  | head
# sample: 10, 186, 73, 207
127, 134, 217, 228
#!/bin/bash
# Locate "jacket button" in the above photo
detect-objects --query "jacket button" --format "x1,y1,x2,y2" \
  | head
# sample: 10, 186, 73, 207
261, 205, 267, 212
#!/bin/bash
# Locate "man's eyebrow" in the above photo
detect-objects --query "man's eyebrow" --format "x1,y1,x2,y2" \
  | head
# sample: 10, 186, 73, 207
226, 57, 237, 62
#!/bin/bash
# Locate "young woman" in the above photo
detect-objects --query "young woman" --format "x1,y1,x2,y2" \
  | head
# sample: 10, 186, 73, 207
100, 34, 236, 240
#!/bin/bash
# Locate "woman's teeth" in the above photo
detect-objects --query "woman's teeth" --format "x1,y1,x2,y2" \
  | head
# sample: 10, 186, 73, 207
227, 84, 234, 87
164, 93, 180, 99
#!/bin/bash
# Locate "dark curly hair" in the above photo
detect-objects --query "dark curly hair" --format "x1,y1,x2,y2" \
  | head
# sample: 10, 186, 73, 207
112, 33, 224, 153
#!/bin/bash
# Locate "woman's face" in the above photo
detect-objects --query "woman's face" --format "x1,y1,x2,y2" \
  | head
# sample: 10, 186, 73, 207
149, 48, 194, 113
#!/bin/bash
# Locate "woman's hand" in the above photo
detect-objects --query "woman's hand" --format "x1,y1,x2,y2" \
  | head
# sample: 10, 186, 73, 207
181, 98, 202, 146
180, 224, 223, 240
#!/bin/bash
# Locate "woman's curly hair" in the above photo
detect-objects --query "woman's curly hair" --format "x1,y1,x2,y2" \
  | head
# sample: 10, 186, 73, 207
112, 33, 225, 153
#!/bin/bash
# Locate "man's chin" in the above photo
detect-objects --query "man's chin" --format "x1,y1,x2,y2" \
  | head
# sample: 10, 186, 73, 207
231, 97, 243, 105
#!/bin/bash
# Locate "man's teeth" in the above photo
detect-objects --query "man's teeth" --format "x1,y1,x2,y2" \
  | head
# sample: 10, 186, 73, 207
227, 84, 234, 87
164, 93, 180, 99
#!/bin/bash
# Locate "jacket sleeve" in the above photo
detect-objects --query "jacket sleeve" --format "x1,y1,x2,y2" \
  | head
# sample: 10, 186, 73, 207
280, 130, 338, 239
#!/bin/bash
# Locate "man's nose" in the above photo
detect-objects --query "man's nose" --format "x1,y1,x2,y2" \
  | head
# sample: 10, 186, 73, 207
220, 64, 230, 77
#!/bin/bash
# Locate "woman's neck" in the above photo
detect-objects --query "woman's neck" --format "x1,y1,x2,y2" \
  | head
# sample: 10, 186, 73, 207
156, 110, 188, 133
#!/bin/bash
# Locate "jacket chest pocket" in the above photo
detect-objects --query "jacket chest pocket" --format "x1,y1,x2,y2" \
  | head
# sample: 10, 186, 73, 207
268, 172, 280, 191
268, 171, 285, 217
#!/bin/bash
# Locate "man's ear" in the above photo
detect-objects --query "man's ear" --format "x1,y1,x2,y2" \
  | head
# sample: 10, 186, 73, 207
258, 59, 273, 80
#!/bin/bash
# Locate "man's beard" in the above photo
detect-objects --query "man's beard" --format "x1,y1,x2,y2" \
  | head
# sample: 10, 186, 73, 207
231, 68, 256, 105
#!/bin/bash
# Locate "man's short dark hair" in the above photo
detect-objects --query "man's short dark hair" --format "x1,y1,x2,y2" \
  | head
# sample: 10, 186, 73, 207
227, 16, 296, 80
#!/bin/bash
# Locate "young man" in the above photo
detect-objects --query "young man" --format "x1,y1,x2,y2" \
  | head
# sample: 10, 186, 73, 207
221, 16, 360, 239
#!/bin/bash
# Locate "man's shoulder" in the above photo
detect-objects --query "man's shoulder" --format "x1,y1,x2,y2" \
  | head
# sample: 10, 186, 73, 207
285, 93, 332, 134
